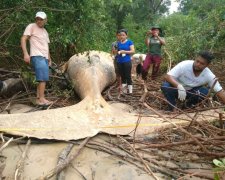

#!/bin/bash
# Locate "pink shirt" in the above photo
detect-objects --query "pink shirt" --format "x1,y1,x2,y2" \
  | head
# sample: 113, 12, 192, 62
23, 23, 50, 59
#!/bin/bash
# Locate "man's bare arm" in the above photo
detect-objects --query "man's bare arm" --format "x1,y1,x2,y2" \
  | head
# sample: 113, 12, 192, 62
216, 90, 225, 104
21, 35, 30, 63
156, 35, 166, 45
164, 74, 179, 88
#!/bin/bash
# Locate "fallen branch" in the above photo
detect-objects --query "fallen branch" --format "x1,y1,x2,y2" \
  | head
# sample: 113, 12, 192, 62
56, 143, 74, 180
131, 136, 225, 149
0, 137, 13, 152
38, 137, 90, 180
143, 103, 209, 154
14, 139, 31, 180
119, 135, 160, 180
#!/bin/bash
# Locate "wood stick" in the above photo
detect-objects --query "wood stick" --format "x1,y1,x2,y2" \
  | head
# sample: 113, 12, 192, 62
219, 112, 224, 129
139, 91, 148, 102
132, 137, 225, 149
132, 113, 142, 149
83, 141, 176, 177
119, 136, 160, 180
143, 103, 209, 154
0, 133, 5, 143
56, 143, 74, 180
0, 137, 13, 152
14, 139, 31, 180
38, 137, 90, 180
187, 111, 199, 131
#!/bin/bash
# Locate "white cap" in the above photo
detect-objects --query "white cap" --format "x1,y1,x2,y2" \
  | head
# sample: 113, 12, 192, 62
35, 11, 47, 19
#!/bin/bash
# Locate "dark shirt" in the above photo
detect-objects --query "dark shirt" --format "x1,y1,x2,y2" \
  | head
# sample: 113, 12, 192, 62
148, 36, 164, 56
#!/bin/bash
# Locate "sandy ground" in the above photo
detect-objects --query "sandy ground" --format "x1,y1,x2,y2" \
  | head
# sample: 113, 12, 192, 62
0, 104, 152, 180
1, 134, 216, 180
0, 104, 218, 180
1, 135, 153, 180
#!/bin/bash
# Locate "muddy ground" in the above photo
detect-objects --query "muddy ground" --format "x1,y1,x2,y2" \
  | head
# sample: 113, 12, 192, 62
1, 61, 225, 179
1, 93, 225, 179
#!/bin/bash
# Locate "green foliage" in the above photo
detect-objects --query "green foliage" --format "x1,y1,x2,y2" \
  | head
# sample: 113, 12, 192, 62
1, 0, 225, 72
213, 158, 225, 180
122, 13, 147, 53
1, 0, 170, 69
158, 0, 225, 64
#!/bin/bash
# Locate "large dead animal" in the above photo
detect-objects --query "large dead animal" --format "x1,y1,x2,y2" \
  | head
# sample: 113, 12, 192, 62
0, 51, 221, 140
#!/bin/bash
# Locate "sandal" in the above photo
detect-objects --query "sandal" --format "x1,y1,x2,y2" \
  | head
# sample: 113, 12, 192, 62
36, 101, 53, 107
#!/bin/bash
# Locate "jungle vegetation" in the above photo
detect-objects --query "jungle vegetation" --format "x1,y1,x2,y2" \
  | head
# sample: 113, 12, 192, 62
0, 0, 225, 69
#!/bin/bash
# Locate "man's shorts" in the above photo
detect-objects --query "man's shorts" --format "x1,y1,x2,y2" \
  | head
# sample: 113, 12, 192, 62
31, 56, 49, 81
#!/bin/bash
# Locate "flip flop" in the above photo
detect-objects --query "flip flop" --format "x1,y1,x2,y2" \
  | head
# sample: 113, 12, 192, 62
36, 101, 53, 107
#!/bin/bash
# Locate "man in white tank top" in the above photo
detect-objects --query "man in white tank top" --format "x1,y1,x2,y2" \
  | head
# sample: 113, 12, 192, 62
161, 51, 225, 111
21, 11, 52, 106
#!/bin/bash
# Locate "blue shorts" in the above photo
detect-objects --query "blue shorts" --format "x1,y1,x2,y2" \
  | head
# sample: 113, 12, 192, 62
31, 56, 49, 81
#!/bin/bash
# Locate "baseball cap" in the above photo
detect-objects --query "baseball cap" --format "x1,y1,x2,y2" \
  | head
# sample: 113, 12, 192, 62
35, 11, 47, 19
151, 25, 161, 30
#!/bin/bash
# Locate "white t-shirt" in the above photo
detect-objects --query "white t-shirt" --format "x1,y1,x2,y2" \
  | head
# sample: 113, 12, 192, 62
132, 53, 146, 63
23, 23, 50, 59
167, 60, 222, 92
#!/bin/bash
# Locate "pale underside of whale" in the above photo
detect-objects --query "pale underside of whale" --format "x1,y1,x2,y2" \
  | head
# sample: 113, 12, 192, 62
0, 51, 220, 140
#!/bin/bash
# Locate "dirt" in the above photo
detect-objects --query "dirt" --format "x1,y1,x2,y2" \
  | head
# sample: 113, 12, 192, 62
2, 135, 153, 180
1, 59, 225, 179
0, 104, 218, 180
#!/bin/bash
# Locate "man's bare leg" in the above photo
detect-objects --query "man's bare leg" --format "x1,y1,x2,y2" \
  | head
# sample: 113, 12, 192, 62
36, 81, 52, 104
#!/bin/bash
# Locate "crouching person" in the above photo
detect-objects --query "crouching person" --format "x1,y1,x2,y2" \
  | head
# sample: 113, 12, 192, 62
161, 51, 225, 112
132, 53, 146, 79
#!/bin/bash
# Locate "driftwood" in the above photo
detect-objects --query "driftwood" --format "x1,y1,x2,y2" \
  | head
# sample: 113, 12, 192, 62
0, 137, 13, 152
56, 143, 74, 180
14, 139, 31, 180
0, 78, 23, 97
119, 135, 159, 180
39, 137, 90, 180
143, 103, 209, 153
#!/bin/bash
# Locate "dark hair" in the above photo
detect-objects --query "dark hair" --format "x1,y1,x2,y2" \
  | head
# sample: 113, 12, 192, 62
198, 51, 214, 64
116, 30, 120, 34
119, 29, 128, 35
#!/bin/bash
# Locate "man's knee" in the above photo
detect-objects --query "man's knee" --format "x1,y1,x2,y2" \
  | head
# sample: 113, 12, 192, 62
196, 87, 209, 102
199, 87, 209, 97
161, 82, 173, 93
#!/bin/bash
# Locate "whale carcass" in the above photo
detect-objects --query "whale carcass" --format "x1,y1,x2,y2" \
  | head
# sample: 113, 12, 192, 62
0, 51, 218, 140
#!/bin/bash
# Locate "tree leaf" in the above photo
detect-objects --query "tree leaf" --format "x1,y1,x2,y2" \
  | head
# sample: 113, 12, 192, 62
221, 158, 225, 165
213, 159, 224, 167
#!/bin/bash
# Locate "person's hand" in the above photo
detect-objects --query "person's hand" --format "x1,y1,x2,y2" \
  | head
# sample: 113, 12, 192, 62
23, 54, 30, 64
177, 84, 186, 101
48, 59, 52, 66
119, 50, 125, 54
118, 50, 126, 57
113, 50, 118, 55
118, 50, 125, 54
153, 32, 159, 37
